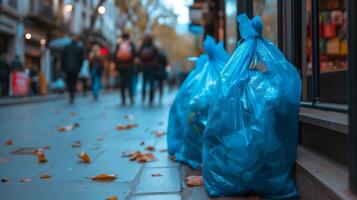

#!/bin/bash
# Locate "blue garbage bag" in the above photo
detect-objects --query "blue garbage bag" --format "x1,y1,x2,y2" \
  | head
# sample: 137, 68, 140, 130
167, 35, 230, 169
202, 14, 302, 199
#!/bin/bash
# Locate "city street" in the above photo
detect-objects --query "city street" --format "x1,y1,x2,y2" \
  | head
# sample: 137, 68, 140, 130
0, 92, 176, 200
0, 92, 249, 200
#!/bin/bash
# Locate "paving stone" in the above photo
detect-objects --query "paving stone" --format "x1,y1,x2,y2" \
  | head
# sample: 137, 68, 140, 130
134, 167, 180, 194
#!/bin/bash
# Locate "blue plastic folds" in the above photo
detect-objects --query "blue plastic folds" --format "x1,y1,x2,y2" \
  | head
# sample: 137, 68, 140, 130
202, 14, 302, 199
167, 35, 230, 169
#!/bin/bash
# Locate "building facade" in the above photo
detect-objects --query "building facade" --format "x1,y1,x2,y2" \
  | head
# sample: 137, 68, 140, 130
0, 0, 120, 92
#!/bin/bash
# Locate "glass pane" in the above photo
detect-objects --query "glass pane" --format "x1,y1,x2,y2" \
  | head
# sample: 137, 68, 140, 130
253, 0, 278, 44
319, 0, 348, 103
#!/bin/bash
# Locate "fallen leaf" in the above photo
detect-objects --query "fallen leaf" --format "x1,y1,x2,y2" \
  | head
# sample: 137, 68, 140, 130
116, 124, 127, 130
129, 151, 142, 161
126, 123, 138, 129
151, 173, 162, 177
124, 114, 134, 120
71, 141, 81, 148
78, 151, 91, 163
37, 152, 47, 163
57, 123, 79, 132
106, 196, 118, 200
90, 173, 117, 181
145, 145, 155, 151
169, 155, 175, 161
20, 178, 33, 183
1, 177, 11, 182
127, 151, 157, 163
138, 153, 156, 163
140, 141, 145, 146
153, 131, 166, 137
0, 157, 11, 163
159, 149, 167, 153
4, 139, 13, 145
70, 112, 78, 116
40, 174, 51, 179
186, 176, 203, 187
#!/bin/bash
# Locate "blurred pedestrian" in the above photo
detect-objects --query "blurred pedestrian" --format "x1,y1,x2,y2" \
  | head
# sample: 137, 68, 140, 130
0, 53, 11, 96
11, 55, 23, 71
114, 33, 136, 106
156, 50, 168, 103
29, 63, 39, 95
138, 34, 159, 106
89, 44, 104, 100
79, 57, 90, 96
61, 35, 84, 104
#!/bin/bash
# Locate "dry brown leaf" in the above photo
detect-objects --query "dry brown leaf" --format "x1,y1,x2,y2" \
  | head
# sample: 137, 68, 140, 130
90, 173, 117, 181
138, 153, 156, 163
71, 141, 81, 148
40, 174, 51, 179
151, 173, 162, 177
20, 178, 33, 183
159, 148, 167, 153
78, 151, 91, 163
153, 131, 166, 137
4, 139, 13, 145
116, 124, 127, 130
31, 146, 50, 155
186, 176, 203, 187
129, 151, 142, 161
1, 177, 11, 182
106, 196, 118, 200
70, 112, 78, 116
169, 155, 175, 161
126, 123, 138, 129
145, 145, 155, 151
57, 123, 79, 132
37, 152, 47, 163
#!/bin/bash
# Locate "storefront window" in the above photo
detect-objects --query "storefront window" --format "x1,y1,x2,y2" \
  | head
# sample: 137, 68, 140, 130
305, 0, 348, 103
253, 0, 278, 44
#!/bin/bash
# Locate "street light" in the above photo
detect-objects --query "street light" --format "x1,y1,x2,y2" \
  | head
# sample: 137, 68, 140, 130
98, 6, 106, 15
64, 4, 73, 13
25, 33, 32, 40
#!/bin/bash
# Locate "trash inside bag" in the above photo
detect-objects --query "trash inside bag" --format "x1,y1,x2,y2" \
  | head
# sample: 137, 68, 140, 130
202, 14, 302, 199
167, 35, 230, 169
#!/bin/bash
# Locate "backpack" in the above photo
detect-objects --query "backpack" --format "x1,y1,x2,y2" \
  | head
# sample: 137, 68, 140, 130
116, 41, 133, 62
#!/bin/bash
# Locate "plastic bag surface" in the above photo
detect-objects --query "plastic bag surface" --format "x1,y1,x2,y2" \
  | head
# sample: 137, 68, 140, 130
202, 14, 302, 199
167, 36, 230, 169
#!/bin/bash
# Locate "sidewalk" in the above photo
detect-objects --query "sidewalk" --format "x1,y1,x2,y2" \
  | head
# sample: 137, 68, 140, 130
0, 92, 250, 200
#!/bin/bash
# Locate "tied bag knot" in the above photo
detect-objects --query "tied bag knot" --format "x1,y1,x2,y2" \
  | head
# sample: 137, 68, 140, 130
237, 14, 263, 39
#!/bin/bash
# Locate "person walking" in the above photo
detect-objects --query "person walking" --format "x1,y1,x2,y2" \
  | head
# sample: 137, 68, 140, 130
0, 53, 11, 96
114, 33, 136, 106
88, 44, 104, 100
139, 35, 159, 106
10, 55, 23, 71
156, 50, 168, 103
61, 36, 84, 104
